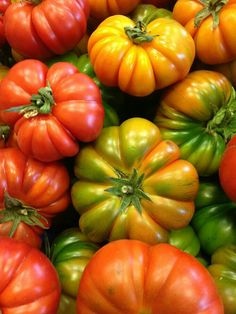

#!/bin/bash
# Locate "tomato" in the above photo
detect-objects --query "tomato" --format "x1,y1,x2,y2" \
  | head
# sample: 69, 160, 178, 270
191, 181, 236, 256
142, 0, 174, 8
0, 59, 104, 162
4, 0, 89, 59
208, 245, 236, 314
0, 0, 10, 47
0, 147, 70, 248
88, 0, 141, 20
0, 15, 4, 47
173, 0, 236, 65
219, 135, 236, 202
47, 52, 120, 127
88, 15, 195, 96
209, 60, 236, 88
77, 240, 224, 314
154, 70, 235, 176
71, 117, 199, 244
0, 237, 60, 313
169, 225, 200, 257
131, 4, 172, 23
77, 53, 122, 127
50, 228, 100, 314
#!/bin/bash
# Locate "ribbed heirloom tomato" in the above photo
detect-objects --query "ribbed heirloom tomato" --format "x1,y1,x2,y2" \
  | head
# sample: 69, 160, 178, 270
88, 0, 141, 20
71, 117, 199, 245
88, 14, 195, 96
77, 240, 224, 314
3, 0, 89, 59
0, 59, 104, 162
0, 147, 70, 248
173, 0, 236, 64
0, 237, 60, 314
154, 70, 236, 176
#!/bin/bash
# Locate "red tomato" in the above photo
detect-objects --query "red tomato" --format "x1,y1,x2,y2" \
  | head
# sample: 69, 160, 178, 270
0, 0, 10, 47
0, 16, 4, 47
0, 237, 60, 313
219, 135, 236, 202
0, 60, 104, 162
0, 147, 70, 247
77, 240, 224, 314
4, 0, 89, 59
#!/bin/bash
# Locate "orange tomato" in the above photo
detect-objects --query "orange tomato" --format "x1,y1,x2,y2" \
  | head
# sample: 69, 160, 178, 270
173, 0, 236, 64
88, 15, 195, 96
88, 0, 141, 20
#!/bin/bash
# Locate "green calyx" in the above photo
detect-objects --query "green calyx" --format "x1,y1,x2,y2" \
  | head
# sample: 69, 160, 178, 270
5, 82, 54, 118
207, 87, 236, 142
0, 124, 10, 142
105, 168, 151, 214
124, 21, 157, 44
0, 192, 49, 237
194, 0, 228, 28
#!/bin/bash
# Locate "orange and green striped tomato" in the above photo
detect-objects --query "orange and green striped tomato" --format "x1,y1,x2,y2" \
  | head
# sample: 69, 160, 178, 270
154, 70, 235, 176
71, 117, 199, 245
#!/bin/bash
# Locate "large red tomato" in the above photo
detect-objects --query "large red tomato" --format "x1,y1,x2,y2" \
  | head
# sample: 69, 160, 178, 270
0, 60, 104, 162
219, 135, 236, 202
3, 0, 89, 59
77, 240, 224, 314
0, 237, 60, 313
0, 147, 70, 247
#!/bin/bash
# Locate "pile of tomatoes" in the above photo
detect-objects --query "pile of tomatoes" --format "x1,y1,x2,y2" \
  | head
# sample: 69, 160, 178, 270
0, 0, 236, 313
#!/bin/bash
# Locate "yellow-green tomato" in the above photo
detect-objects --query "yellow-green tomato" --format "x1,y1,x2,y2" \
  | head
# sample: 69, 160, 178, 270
50, 228, 100, 314
71, 117, 199, 245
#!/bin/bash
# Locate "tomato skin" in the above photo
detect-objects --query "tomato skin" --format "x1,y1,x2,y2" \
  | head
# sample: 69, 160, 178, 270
0, 60, 104, 162
219, 135, 236, 202
192, 181, 236, 256
71, 117, 199, 245
88, 15, 195, 96
77, 240, 224, 314
0, 237, 60, 313
154, 70, 233, 176
4, 0, 89, 59
0, 147, 70, 247
0, 0, 10, 47
169, 225, 200, 257
88, 0, 141, 20
0, 16, 5, 47
208, 245, 236, 314
173, 0, 236, 64
50, 228, 100, 314
131, 4, 172, 23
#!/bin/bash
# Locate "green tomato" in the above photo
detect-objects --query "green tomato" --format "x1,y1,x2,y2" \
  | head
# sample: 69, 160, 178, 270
208, 245, 236, 314
191, 181, 236, 256
168, 225, 200, 257
71, 117, 199, 244
131, 4, 172, 24
50, 228, 100, 314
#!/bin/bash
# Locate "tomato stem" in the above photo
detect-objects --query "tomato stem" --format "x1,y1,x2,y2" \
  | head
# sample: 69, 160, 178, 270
207, 87, 236, 141
105, 168, 151, 213
5, 81, 54, 118
124, 21, 157, 44
0, 192, 49, 237
194, 0, 228, 28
